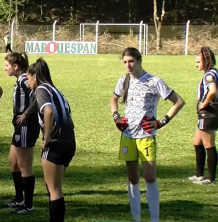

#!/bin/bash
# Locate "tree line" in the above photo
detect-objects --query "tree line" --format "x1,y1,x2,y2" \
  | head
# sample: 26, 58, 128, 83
0, 0, 217, 25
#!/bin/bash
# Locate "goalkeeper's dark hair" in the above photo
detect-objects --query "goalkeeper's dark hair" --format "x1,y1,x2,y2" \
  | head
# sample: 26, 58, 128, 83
121, 47, 144, 103
200, 47, 216, 72
27, 58, 55, 87
5, 52, 29, 73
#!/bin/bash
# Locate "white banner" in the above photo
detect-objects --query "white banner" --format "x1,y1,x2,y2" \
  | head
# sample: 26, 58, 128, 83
25, 41, 97, 54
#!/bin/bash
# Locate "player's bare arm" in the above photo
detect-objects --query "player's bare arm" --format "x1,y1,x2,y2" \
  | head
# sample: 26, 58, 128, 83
110, 94, 120, 114
110, 94, 128, 132
198, 84, 217, 110
43, 105, 54, 150
166, 91, 185, 119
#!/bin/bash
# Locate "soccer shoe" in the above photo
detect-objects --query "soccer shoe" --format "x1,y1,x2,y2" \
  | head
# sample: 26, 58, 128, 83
11, 205, 34, 214
192, 179, 216, 185
188, 175, 204, 182
3, 199, 24, 208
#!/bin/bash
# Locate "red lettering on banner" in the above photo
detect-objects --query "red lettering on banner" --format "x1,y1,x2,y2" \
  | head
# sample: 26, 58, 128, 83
45, 42, 58, 53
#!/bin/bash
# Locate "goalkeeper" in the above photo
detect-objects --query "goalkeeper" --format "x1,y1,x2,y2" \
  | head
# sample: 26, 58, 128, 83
110, 47, 185, 222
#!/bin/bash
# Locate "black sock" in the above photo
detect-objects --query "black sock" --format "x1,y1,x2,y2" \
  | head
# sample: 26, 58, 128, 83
206, 147, 217, 182
12, 172, 23, 202
50, 198, 65, 222
22, 175, 35, 208
194, 145, 206, 177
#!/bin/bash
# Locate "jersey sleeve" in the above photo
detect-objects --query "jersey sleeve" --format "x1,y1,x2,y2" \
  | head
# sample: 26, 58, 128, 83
155, 78, 173, 100
35, 87, 52, 114
20, 78, 31, 95
204, 72, 216, 87
114, 76, 125, 97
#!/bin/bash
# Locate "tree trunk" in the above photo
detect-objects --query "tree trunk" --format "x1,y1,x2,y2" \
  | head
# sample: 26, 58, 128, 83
128, 0, 136, 23
21, 0, 27, 23
153, 0, 166, 51
70, 0, 76, 24
15, 0, 18, 28
213, 1, 218, 24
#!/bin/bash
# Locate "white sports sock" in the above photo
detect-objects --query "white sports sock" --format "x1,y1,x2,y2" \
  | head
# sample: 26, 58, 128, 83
146, 181, 159, 222
128, 183, 141, 222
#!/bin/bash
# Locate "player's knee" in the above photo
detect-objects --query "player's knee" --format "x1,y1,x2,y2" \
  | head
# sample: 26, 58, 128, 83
128, 174, 139, 184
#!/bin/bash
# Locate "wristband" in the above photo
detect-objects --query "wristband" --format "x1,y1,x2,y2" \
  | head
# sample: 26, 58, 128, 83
113, 111, 120, 121
159, 115, 170, 127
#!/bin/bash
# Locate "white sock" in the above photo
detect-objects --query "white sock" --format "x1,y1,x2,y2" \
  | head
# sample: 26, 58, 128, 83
146, 181, 159, 222
128, 183, 141, 222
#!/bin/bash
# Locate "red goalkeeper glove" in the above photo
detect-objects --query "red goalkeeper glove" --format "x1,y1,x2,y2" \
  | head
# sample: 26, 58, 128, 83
141, 115, 170, 133
113, 111, 128, 132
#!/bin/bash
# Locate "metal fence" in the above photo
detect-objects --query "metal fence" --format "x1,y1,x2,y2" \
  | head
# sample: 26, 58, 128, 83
0, 23, 218, 55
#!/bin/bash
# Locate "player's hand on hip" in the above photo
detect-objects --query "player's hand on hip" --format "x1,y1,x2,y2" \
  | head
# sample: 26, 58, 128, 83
198, 102, 205, 110
16, 114, 26, 124
141, 115, 170, 133
42, 137, 52, 151
113, 111, 128, 132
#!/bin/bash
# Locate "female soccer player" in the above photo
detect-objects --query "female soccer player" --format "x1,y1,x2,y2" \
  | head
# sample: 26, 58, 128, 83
110, 47, 185, 222
188, 47, 218, 185
26, 58, 76, 222
4, 52, 40, 214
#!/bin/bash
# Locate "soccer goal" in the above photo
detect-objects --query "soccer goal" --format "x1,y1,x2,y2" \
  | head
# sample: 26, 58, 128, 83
80, 20, 148, 55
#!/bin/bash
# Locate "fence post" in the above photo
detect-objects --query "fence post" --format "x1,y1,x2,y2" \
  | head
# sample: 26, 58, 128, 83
52, 20, 58, 41
80, 23, 82, 41
144, 24, 148, 56
10, 20, 15, 51
138, 20, 143, 53
185, 20, 190, 55
95, 20, 99, 52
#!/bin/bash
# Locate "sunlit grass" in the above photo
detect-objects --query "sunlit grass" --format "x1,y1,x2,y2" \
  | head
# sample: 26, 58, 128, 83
0, 53, 217, 222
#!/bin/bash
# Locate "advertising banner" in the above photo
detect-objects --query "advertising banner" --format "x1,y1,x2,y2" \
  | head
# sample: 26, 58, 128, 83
25, 41, 97, 54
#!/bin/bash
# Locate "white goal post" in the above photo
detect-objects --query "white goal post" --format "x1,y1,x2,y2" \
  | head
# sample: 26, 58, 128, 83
79, 20, 148, 55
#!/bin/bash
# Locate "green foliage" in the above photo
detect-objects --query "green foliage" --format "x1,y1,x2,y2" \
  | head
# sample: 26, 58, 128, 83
0, 0, 14, 22
0, 54, 217, 222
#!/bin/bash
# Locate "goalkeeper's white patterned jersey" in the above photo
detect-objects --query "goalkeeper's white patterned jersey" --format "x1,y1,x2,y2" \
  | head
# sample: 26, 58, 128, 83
114, 72, 173, 139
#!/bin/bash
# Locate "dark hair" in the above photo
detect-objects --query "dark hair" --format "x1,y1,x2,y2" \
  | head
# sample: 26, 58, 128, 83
200, 47, 216, 72
27, 58, 54, 87
5, 52, 29, 73
121, 47, 142, 103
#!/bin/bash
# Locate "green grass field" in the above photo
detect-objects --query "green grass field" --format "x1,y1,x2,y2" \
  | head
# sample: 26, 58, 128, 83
0, 53, 217, 222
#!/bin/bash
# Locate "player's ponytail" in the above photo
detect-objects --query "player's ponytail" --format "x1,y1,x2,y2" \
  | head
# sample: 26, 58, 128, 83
200, 47, 216, 72
122, 73, 130, 103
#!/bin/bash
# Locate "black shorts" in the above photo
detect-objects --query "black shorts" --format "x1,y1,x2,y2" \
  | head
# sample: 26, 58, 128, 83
197, 117, 218, 130
12, 123, 40, 148
41, 140, 76, 167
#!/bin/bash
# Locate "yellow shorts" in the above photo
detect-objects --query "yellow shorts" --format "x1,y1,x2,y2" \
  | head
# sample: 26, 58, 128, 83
119, 134, 157, 162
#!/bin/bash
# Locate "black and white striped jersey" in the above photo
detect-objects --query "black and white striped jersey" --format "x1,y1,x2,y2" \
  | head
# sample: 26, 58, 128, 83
197, 68, 218, 118
198, 68, 218, 103
35, 83, 74, 142
13, 73, 38, 125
